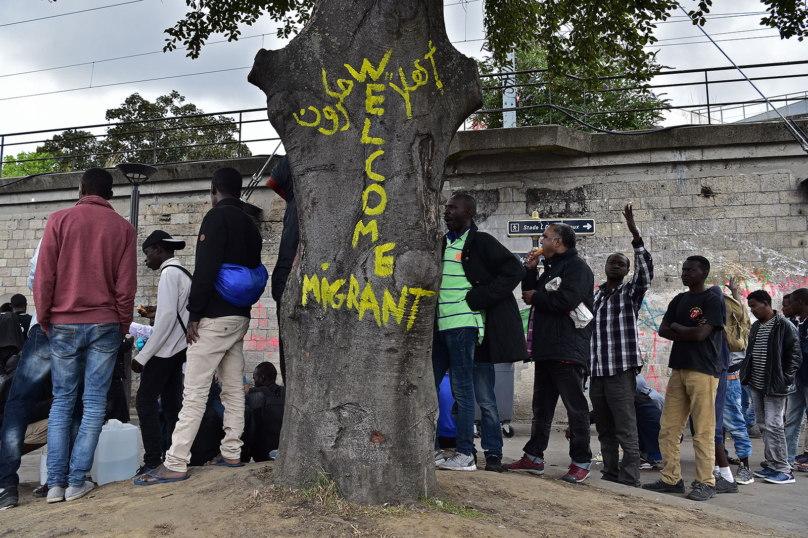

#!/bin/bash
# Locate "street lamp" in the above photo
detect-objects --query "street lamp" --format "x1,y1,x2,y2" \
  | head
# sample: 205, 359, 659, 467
116, 163, 157, 230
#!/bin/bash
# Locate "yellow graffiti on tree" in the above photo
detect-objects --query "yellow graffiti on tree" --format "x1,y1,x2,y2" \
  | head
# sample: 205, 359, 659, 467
297, 45, 445, 331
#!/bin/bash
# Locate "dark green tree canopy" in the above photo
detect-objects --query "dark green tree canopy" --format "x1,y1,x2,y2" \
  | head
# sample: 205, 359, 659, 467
161, 0, 806, 86
38, 91, 250, 172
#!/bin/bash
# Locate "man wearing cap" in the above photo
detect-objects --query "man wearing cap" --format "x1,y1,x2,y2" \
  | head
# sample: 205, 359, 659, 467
132, 231, 192, 476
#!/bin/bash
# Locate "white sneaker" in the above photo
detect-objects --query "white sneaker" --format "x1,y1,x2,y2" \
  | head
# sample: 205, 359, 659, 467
437, 452, 476, 472
434, 449, 446, 466
46, 486, 65, 504
65, 481, 94, 502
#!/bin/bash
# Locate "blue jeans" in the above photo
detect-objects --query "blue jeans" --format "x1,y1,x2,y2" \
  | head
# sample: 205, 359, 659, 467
47, 323, 120, 488
433, 328, 477, 456
0, 325, 82, 488
785, 381, 808, 466
742, 385, 756, 428
473, 362, 503, 460
723, 377, 752, 460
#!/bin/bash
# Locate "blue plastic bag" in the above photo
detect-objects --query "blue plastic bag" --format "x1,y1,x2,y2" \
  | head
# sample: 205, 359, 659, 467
214, 263, 269, 308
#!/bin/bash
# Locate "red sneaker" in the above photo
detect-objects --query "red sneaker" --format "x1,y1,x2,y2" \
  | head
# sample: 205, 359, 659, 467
503, 455, 545, 475
562, 463, 590, 484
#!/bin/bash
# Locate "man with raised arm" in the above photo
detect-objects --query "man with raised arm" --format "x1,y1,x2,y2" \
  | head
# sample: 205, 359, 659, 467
589, 204, 653, 488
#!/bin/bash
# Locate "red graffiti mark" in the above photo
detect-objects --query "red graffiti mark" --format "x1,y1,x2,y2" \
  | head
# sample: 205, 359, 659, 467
652, 331, 668, 360
250, 301, 270, 329
646, 365, 661, 391
243, 335, 280, 353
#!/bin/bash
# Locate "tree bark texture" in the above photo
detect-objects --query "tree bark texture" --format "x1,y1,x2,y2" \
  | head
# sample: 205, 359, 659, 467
248, 0, 481, 505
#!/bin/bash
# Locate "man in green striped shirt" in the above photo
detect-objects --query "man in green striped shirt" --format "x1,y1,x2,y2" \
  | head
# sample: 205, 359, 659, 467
434, 194, 527, 472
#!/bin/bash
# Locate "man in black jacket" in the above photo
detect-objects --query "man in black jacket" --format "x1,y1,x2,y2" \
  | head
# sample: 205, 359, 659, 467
505, 223, 595, 484
265, 156, 297, 386
433, 194, 527, 473
242, 362, 285, 462
744, 290, 802, 485
139, 167, 263, 485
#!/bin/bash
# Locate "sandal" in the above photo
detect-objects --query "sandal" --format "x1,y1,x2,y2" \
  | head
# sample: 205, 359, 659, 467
206, 455, 245, 468
134, 470, 190, 486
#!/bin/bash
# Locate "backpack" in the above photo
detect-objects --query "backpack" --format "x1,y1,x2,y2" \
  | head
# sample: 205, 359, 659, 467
724, 295, 751, 353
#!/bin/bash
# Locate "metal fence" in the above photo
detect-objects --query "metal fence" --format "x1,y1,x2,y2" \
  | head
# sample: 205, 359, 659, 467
2, 60, 807, 178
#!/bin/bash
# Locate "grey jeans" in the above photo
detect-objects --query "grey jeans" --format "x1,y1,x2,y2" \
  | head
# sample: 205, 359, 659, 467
591, 369, 640, 486
750, 387, 790, 473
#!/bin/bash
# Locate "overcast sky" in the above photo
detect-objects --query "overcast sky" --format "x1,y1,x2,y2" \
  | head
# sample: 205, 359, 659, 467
1, 0, 805, 156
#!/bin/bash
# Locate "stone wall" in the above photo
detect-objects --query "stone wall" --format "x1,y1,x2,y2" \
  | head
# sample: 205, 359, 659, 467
1, 120, 807, 421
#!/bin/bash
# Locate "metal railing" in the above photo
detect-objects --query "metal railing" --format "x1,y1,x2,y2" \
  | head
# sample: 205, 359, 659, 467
0, 107, 280, 178
469, 59, 808, 131
2, 60, 807, 179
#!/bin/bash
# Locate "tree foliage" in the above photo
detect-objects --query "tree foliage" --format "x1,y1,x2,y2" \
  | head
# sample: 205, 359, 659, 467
160, 0, 807, 87
473, 45, 669, 131
39, 91, 250, 172
1, 151, 61, 178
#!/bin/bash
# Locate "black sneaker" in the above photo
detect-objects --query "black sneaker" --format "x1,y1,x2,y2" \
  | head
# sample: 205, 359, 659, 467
0, 487, 18, 510
642, 479, 685, 494
715, 476, 738, 494
747, 427, 762, 439
485, 456, 507, 473
687, 482, 716, 501
33, 483, 49, 498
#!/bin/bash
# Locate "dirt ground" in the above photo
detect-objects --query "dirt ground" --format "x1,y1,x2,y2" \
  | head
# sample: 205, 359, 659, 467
1, 459, 797, 538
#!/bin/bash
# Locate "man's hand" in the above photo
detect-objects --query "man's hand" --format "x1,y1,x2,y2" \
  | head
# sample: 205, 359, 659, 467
623, 203, 641, 242
727, 276, 739, 294
523, 249, 540, 270
187, 321, 200, 344
522, 290, 537, 305
728, 276, 743, 302
131, 359, 144, 374
138, 305, 157, 319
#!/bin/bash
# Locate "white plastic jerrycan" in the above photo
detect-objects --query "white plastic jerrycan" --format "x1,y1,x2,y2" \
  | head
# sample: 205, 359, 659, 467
39, 450, 48, 485
90, 419, 141, 486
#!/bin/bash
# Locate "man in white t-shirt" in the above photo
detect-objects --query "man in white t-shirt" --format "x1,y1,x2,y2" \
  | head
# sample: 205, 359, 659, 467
132, 231, 191, 476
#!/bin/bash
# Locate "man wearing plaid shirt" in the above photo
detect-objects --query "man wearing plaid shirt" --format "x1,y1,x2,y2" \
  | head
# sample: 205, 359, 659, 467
590, 204, 654, 487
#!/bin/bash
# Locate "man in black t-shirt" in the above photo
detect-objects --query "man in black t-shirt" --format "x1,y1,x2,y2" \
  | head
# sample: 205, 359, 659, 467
643, 256, 724, 502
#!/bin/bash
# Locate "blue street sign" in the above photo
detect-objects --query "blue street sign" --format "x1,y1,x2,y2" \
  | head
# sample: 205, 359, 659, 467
506, 218, 596, 237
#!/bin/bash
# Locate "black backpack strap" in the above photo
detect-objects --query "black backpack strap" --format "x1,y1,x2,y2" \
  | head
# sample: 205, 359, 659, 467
161, 264, 192, 334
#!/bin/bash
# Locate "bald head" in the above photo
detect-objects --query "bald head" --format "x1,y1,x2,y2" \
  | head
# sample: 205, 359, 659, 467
444, 193, 477, 233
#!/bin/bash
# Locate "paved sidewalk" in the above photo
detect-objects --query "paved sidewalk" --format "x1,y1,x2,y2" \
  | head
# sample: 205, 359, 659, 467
472, 424, 806, 536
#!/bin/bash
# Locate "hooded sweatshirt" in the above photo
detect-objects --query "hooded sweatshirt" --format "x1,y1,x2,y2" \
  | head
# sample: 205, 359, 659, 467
34, 195, 137, 334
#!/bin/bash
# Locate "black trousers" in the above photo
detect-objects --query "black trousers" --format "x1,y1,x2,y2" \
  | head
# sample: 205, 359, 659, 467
135, 349, 185, 469
591, 369, 641, 486
524, 360, 592, 465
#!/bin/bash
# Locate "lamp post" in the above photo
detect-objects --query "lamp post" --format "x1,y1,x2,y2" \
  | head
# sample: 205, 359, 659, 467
116, 163, 157, 230
115, 162, 157, 410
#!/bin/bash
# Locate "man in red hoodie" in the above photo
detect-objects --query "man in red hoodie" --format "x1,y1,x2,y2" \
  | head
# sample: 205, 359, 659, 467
34, 168, 137, 504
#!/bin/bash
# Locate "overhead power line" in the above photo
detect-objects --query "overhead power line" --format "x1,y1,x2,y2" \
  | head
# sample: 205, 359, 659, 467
0, 66, 252, 102
654, 27, 776, 42
0, 0, 144, 28
646, 34, 781, 48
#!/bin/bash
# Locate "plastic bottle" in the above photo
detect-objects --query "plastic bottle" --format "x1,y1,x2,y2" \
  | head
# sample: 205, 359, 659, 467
90, 419, 141, 486
39, 451, 47, 485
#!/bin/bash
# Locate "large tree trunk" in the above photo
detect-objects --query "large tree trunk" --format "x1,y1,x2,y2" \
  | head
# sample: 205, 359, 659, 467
248, 0, 481, 505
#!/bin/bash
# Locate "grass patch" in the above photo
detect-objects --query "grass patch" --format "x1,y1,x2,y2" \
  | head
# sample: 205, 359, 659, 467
300, 471, 409, 517
420, 496, 484, 519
